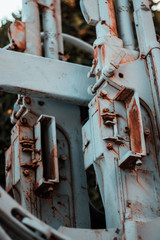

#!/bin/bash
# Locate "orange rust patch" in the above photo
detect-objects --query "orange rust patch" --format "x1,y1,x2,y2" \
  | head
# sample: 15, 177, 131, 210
101, 44, 105, 65
14, 20, 25, 31
128, 98, 142, 153
94, 47, 98, 59
107, 0, 118, 36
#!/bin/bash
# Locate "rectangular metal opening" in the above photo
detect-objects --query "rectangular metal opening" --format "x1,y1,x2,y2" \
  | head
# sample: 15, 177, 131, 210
41, 117, 57, 180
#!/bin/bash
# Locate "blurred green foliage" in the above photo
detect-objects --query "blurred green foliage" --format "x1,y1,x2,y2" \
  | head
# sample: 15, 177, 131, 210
61, 0, 95, 65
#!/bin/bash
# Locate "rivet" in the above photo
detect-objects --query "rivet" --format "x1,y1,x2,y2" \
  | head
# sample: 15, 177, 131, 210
106, 143, 113, 150
103, 108, 109, 113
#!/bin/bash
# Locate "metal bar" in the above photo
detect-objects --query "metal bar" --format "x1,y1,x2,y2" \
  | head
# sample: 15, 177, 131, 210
22, 0, 42, 55
97, 0, 118, 37
62, 33, 93, 55
133, 0, 160, 135
40, 32, 93, 54
55, 0, 64, 57
115, 0, 135, 50
91, 76, 105, 93
0, 49, 94, 105
42, 0, 59, 59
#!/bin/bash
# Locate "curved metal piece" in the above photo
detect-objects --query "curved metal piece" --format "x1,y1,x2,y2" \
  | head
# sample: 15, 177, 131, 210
0, 187, 71, 240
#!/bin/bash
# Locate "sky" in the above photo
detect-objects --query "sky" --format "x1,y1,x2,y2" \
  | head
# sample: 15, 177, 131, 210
0, 0, 22, 26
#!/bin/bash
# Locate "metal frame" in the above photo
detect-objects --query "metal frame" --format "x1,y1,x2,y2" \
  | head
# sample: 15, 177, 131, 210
1, 0, 160, 239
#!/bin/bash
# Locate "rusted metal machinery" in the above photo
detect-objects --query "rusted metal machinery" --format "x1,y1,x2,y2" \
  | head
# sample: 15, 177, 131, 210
0, 0, 160, 239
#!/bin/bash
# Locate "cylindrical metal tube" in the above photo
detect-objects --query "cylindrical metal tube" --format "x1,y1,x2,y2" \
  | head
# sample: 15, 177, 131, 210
42, 0, 58, 59
22, 0, 42, 56
115, 0, 135, 50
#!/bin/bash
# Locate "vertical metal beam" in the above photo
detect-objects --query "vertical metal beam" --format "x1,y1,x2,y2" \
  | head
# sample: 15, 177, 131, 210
55, 0, 64, 58
96, 0, 118, 38
22, 0, 42, 55
115, 0, 135, 50
133, 0, 160, 136
42, 0, 59, 59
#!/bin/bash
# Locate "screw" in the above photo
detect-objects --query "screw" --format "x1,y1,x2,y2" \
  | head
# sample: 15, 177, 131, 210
23, 170, 30, 176
103, 108, 109, 113
24, 97, 31, 105
106, 143, 113, 150
144, 128, 150, 136
136, 159, 142, 166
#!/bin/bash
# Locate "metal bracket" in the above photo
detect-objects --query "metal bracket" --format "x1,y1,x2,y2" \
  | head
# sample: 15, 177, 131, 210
0, 49, 94, 106
34, 115, 59, 193
114, 87, 146, 168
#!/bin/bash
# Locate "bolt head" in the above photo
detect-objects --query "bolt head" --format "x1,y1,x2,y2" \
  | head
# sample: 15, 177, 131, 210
103, 108, 109, 113
106, 143, 113, 150
23, 170, 29, 176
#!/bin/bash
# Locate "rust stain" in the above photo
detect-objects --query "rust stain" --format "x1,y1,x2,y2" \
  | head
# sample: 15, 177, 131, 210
128, 98, 142, 153
101, 44, 105, 65
14, 20, 25, 31
97, 99, 101, 128
106, 0, 118, 36
51, 144, 58, 180
133, 169, 150, 195
132, 201, 144, 216
120, 53, 139, 64
111, 148, 119, 156
8, 20, 26, 51
94, 47, 98, 59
